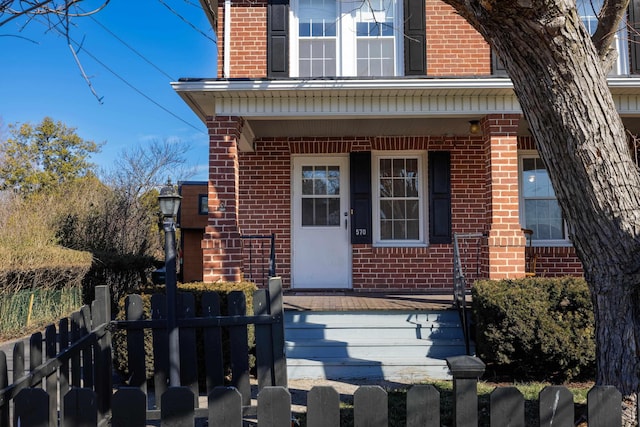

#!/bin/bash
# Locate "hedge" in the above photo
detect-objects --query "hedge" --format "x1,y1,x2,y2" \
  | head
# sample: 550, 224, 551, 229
472, 277, 595, 382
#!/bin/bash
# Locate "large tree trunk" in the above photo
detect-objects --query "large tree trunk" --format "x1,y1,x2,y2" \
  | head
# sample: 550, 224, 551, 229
442, 0, 640, 423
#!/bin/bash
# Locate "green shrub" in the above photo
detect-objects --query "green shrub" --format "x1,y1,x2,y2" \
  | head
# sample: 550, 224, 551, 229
112, 281, 258, 388
472, 277, 595, 382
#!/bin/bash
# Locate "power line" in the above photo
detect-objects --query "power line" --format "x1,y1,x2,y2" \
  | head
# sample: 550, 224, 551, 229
157, 0, 217, 44
82, 11, 176, 81
65, 32, 206, 134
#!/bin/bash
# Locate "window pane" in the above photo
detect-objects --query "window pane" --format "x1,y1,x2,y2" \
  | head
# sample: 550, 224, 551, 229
328, 198, 340, 225
380, 179, 392, 198
381, 220, 392, 239
522, 158, 555, 198
406, 220, 419, 239
298, 0, 337, 77
380, 200, 392, 220
406, 200, 419, 220
524, 197, 564, 240
302, 198, 314, 225
393, 220, 406, 239
354, 0, 396, 77
315, 199, 328, 225
377, 156, 421, 242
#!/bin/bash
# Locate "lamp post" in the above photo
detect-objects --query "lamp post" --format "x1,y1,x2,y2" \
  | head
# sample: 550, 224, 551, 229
158, 179, 182, 387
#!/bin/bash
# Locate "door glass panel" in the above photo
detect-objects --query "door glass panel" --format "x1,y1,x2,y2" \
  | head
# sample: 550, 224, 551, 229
301, 165, 341, 226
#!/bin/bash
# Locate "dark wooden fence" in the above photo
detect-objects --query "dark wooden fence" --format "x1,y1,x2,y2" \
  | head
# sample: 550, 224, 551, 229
0, 286, 112, 426
0, 277, 629, 426
112, 275, 287, 421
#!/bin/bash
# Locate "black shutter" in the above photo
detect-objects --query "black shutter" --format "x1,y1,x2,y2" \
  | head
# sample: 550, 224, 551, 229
403, 0, 426, 75
630, 0, 640, 74
267, 0, 289, 77
491, 49, 508, 76
429, 151, 451, 244
350, 152, 372, 244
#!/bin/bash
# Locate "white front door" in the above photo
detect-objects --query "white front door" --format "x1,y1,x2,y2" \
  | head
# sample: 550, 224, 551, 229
291, 156, 351, 288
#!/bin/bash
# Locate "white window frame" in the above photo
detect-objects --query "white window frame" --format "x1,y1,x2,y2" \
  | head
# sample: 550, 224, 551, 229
518, 151, 571, 247
372, 151, 427, 247
289, 0, 404, 77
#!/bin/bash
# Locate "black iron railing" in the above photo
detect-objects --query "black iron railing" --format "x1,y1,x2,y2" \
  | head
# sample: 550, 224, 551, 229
240, 233, 276, 287
452, 232, 485, 355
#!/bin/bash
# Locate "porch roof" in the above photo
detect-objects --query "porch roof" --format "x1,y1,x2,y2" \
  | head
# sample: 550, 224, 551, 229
172, 77, 640, 149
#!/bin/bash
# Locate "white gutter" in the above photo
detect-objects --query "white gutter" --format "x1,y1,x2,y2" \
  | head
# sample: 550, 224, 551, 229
223, 0, 231, 78
173, 76, 640, 93
173, 77, 514, 92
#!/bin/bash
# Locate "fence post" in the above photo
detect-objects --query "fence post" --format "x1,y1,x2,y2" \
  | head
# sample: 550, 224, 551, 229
125, 295, 147, 393
406, 385, 440, 427
0, 351, 8, 426
354, 386, 388, 427
92, 285, 112, 420
258, 387, 291, 427
44, 325, 57, 427
307, 386, 340, 427
268, 277, 287, 387
447, 355, 485, 427
208, 387, 242, 427
228, 291, 251, 405
161, 387, 195, 426
587, 386, 621, 426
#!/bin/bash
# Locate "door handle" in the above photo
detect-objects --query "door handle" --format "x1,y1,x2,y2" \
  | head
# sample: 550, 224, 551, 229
344, 212, 348, 230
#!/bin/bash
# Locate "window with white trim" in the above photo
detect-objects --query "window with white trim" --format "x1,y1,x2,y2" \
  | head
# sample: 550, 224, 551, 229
578, 0, 628, 75
373, 153, 425, 245
519, 153, 568, 244
290, 0, 403, 77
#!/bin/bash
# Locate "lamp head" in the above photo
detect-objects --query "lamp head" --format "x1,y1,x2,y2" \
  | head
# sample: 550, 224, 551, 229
468, 120, 481, 135
158, 178, 182, 218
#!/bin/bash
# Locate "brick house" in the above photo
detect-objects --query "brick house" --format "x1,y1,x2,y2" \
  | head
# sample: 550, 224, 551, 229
173, 0, 640, 290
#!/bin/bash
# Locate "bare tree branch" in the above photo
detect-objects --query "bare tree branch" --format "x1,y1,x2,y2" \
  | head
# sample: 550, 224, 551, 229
592, 0, 629, 71
0, 0, 109, 28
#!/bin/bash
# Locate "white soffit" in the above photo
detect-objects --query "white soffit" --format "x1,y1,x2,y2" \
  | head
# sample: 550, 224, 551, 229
171, 77, 640, 120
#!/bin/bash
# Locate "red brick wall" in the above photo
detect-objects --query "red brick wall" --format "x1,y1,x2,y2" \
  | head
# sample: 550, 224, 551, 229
426, 0, 491, 76
217, 0, 268, 78
203, 116, 244, 282
532, 247, 583, 277
216, 0, 492, 79
237, 135, 489, 290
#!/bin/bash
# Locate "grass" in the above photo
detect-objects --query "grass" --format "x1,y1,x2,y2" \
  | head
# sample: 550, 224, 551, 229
293, 380, 592, 427
0, 286, 83, 340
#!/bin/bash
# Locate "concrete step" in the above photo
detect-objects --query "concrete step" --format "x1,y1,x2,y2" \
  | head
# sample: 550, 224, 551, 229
286, 357, 452, 381
284, 309, 472, 381
285, 338, 469, 360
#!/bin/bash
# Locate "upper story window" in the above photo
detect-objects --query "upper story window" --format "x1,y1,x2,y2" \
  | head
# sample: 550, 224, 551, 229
290, 0, 403, 77
578, 0, 629, 75
493, 0, 630, 75
518, 153, 569, 245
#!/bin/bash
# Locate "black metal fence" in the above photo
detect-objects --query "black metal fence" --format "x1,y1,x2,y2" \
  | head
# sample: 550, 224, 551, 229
240, 233, 276, 287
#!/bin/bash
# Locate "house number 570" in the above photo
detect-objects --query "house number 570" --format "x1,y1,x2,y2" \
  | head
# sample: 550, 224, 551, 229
355, 229, 367, 236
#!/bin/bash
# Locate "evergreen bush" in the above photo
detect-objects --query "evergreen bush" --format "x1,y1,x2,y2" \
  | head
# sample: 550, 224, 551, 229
472, 277, 595, 382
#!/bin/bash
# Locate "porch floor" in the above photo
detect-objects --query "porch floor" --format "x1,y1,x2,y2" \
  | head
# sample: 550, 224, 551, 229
283, 290, 468, 311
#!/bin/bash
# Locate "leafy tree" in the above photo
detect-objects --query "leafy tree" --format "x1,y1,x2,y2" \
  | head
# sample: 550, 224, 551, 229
442, 0, 639, 422
0, 117, 101, 194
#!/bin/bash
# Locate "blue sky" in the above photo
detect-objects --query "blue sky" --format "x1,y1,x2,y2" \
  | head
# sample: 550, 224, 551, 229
0, 1, 217, 181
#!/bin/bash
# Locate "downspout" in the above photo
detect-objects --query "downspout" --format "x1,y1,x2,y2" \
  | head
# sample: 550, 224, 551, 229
224, 0, 231, 78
